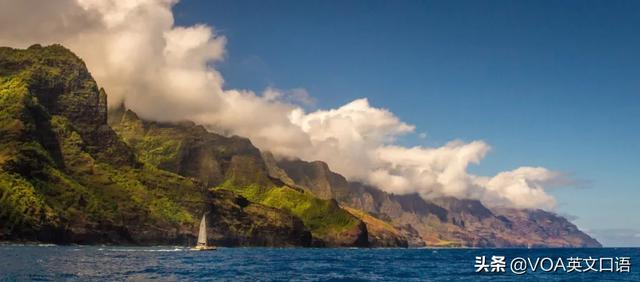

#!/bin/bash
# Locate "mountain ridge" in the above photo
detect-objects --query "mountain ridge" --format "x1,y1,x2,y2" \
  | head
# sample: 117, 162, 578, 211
0, 44, 600, 248
0, 44, 313, 247
277, 158, 601, 247
108, 103, 401, 247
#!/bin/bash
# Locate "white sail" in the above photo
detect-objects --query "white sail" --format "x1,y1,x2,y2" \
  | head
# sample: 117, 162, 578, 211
197, 215, 207, 246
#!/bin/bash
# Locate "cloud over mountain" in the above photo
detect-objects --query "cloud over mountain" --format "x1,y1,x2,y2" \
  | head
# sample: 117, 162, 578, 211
0, 0, 563, 209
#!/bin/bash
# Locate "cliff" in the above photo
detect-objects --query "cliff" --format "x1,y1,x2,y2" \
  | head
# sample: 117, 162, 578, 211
0, 45, 312, 246
108, 106, 383, 247
0, 44, 600, 248
277, 158, 601, 247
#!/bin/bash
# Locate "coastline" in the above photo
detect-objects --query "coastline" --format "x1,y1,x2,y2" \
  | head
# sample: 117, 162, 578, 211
0, 241, 610, 249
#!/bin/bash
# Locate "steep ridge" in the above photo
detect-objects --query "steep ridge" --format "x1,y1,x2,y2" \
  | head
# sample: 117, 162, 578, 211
277, 158, 601, 247
0, 44, 195, 244
262, 152, 408, 247
341, 206, 408, 247
108, 106, 375, 247
0, 44, 599, 248
0, 45, 312, 246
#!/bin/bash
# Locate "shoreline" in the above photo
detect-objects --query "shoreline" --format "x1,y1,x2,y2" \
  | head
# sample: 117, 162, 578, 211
0, 241, 615, 249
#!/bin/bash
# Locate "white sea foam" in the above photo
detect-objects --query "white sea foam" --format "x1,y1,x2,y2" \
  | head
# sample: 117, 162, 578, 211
102, 247, 187, 252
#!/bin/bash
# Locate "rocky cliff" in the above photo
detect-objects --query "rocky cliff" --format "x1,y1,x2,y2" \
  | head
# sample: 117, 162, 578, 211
0, 45, 313, 247
108, 105, 391, 247
0, 44, 600, 248
278, 158, 601, 247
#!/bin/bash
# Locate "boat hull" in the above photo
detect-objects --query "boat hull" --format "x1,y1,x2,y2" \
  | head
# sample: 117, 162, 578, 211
191, 246, 217, 251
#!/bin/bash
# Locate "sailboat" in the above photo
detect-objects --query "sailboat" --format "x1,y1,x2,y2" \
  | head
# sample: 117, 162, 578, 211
191, 214, 216, 251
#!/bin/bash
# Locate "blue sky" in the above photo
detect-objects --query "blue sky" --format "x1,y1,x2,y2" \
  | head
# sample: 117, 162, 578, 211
173, 0, 640, 246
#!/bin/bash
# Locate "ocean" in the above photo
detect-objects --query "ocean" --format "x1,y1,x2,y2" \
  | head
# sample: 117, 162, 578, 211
1, 245, 638, 281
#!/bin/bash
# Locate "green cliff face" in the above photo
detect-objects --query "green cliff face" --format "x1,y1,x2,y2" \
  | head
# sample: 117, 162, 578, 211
0, 45, 312, 247
0, 44, 599, 248
0, 45, 198, 243
109, 107, 369, 247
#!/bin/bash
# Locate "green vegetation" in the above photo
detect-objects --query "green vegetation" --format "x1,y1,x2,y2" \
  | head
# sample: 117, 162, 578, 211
109, 92, 365, 244
342, 206, 399, 235
0, 45, 202, 242
109, 109, 182, 166
0, 172, 53, 234
217, 179, 359, 238
137, 136, 181, 165
1, 44, 362, 246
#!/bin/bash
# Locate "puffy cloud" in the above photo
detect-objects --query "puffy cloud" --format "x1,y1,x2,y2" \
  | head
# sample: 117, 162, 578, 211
0, 0, 226, 121
288, 98, 415, 180
0, 0, 101, 44
474, 167, 561, 209
371, 141, 490, 198
0, 0, 567, 209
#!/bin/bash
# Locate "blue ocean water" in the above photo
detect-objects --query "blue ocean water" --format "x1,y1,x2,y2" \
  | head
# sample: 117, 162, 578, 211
0, 246, 638, 281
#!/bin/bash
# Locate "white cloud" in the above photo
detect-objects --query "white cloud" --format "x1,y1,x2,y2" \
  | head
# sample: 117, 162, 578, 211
372, 141, 490, 198
0, 0, 566, 209
0, 0, 226, 121
475, 167, 560, 209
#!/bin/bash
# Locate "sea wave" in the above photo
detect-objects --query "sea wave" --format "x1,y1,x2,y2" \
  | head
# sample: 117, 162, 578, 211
98, 247, 187, 252
1, 246, 638, 281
